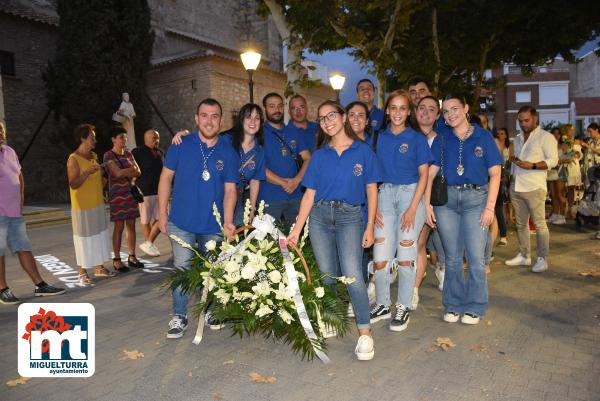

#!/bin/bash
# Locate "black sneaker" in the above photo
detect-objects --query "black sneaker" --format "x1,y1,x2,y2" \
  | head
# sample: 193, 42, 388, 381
34, 283, 66, 297
369, 304, 391, 323
0, 288, 20, 304
205, 311, 225, 330
167, 315, 188, 339
389, 304, 410, 332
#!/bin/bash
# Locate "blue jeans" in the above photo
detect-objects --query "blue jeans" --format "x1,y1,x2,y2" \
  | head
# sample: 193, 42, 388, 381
264, 198, 300, 224
434, 186, 489, 317
309, 201, 370, 329
427, 228, 445, 267
374, 183, 426, 307
168, 222, 220, 317
0, 216, 32, 256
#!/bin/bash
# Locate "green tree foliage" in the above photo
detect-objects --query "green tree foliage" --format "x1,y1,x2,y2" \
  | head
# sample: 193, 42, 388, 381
44, 0, 154, 151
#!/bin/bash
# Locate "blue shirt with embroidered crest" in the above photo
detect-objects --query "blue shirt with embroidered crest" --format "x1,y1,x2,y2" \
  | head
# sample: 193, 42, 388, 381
302, 140, 381, 206
164, 132, 239, 234
220, 134, 266, 189
369, 106, 385, 134
430, 124, 503, 186
260, 122, 308, 202
376, 126, 433, 185
285, 121, 319, 152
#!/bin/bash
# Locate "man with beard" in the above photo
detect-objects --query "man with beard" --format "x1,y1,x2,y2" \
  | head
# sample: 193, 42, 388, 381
506, 106, 557, 273
356, 79, 384, 134
285, 94, 319, 151
158, 98, 238, 338
260, 93, 311, 224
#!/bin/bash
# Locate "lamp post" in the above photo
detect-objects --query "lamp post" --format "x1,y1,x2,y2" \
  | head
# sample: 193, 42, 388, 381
329, 73, 346, 103
241, 50, 261, 103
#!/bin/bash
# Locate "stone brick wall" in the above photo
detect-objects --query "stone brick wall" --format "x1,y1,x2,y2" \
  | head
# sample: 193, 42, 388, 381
146, 55, 335, 143
0, 14, 69, 202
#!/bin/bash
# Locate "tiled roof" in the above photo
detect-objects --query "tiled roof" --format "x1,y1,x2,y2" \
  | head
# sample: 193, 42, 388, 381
0, 0, 59, 26
573, 97, 600, 115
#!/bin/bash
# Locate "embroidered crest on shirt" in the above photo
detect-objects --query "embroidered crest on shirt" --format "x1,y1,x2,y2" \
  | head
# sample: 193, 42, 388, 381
474, 146, 484, 158
290, 140, 297, 150
353, 163, 363, 176
371, 120, 378, 128
247, 160, 256, 170
216, 160, 224, 171
399, 143, 409, 153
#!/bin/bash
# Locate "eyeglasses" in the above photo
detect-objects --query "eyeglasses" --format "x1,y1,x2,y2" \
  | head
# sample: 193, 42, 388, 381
317, 111, 339, 123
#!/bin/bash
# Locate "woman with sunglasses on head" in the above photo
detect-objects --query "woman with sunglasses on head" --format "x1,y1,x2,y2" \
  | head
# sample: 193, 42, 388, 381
369, 90, 433, 332
413, 96, 446, 292
288, 101, 381, 361
424, 94, 502, 325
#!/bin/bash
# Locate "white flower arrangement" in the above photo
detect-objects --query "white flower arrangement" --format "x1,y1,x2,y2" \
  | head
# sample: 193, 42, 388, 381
167, 205, 352, 361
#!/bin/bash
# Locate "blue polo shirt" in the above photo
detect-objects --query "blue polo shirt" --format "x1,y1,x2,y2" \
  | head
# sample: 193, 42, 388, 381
376, 127, 434, 185
164, 132, 239, 234
220, 134, 266, 189
260, 122, 308, 202
286, 121, 319, 152
431, 124, 503, 186
369, 106, 385, 134
303, 140, 381, 206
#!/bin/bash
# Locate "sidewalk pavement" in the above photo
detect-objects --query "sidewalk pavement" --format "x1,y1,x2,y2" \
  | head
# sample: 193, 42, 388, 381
1, 221, 599, 401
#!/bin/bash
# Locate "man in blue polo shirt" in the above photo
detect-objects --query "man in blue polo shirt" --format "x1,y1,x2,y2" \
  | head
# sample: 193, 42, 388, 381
356, 79, 384, 134
286, 94, 318, 151
260, 92, 311, 224
158, 98, 238, 339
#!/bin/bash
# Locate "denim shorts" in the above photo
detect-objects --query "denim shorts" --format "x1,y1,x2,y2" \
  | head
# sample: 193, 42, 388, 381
0, 216, 32, 256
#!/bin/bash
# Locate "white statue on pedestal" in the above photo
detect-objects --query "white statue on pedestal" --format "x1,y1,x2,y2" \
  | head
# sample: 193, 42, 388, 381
113, 92, 136, 150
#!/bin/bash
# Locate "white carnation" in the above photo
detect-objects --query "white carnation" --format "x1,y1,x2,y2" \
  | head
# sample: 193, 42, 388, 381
205, 240, 217, 251
223, 270, 241, 284
314, 287, 325, 298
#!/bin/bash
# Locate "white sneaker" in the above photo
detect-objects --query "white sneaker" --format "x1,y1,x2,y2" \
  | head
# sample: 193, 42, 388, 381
546, 214, 559, 223
347, 303, 355, 318
409, 287, 419, 310
531, 257, 548, 273
367, 281, 376, 305
552, 216, 566, 225
355, 335, 374, 361
505, 253, 531, 266
461, 313, 480, 325
139, 241, 160, 257
435, 266, 445, 291
443, 312, 460, 323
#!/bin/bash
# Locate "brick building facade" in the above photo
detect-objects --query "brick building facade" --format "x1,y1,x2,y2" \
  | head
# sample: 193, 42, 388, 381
0, 0, 334, 202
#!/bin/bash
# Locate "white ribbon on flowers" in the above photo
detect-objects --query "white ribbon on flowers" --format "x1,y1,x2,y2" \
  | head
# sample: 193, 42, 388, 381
193, 214, 331, 364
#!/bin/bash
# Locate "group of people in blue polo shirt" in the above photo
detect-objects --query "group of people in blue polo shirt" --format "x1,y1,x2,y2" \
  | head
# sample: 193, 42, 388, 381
159, 77, 504, 362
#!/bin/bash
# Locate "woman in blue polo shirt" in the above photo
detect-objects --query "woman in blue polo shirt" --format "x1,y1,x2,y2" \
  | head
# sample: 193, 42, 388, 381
425, 94, 502, 325
346, 101, 374, 148
288, 100, 380, 361
370, 90, 433, 333
228, 103, 266, 226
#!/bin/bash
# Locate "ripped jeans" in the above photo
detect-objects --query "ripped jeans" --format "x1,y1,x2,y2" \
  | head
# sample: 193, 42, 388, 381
373, 183, 426, 307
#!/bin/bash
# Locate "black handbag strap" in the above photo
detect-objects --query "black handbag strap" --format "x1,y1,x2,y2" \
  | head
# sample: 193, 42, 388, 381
372, 129, 380, 152
270, 130, 297, 158
439, 133, 445, 181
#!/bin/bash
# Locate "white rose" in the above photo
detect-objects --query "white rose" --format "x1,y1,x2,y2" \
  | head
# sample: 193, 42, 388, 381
241, 264, 257, 280
224, 270, 241, 284
314, 287, 325, 298
224, 260, 240, 274
278, 309, 294, 324
252, 281, 271, 297
205, 240, 217, 251
268, 270, 282, 284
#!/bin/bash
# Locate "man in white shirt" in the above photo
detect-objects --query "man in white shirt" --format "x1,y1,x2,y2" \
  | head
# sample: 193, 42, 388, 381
506, 106, 558, 272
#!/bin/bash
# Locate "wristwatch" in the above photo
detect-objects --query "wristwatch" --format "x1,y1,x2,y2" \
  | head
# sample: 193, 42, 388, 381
532, 163, 537, 170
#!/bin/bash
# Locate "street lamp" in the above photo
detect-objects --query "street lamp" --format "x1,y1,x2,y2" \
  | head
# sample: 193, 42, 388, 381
241, 50, 261, 103
329, 73, 346, 102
